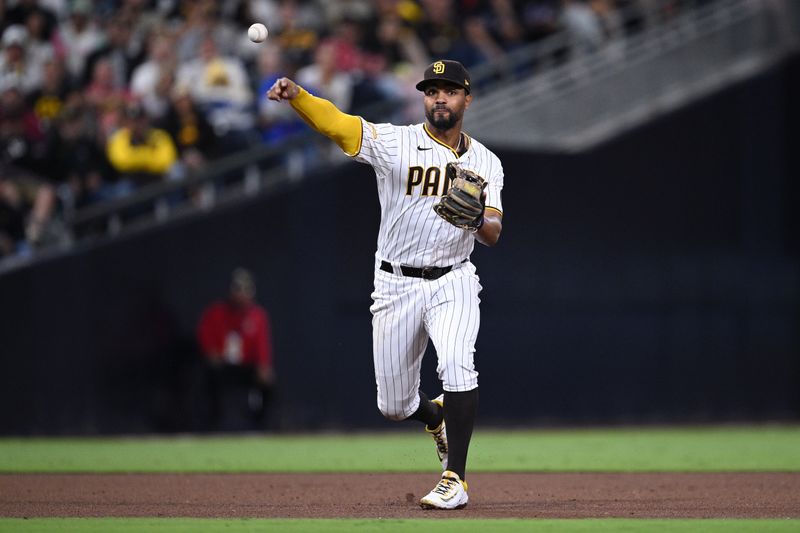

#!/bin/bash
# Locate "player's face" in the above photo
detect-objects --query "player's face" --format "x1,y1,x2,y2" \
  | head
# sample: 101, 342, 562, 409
423, 82, 472, 131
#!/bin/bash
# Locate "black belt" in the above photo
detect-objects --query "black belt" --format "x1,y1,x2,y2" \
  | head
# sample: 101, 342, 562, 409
380, 260, 465, 281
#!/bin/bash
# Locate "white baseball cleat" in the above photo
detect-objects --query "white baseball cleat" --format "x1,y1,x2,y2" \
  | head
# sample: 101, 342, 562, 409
419, 470, 469, 510
425, 394, 448, 470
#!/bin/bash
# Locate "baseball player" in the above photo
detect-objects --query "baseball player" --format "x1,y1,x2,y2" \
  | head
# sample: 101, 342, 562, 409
267, 59, 503, 510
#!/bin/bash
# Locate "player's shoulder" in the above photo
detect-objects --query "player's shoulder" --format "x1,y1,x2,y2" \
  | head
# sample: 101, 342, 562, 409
366, 121, 428, 148
466, 134, 502, 164
357, 119, 406, 142
465, 133, 496, 156
360, 119, 409, 132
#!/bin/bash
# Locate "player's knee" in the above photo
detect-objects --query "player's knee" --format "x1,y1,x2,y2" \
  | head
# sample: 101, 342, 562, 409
377, 404, 407, 421
438, 353, 478, 390
376, 392, 418, 421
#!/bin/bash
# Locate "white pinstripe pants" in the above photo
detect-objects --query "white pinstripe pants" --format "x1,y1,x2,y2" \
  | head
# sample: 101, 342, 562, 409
369, 261, 481, 421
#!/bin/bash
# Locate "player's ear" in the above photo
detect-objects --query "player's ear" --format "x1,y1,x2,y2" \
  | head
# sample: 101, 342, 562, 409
465, 93, 473, 109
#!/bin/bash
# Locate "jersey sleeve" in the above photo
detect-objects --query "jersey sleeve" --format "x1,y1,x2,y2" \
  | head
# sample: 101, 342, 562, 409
351, 119, 399, 176
485, 154, 504, 216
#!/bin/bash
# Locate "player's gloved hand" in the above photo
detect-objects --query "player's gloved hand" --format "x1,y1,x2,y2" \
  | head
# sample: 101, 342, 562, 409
433, 162, 487, 233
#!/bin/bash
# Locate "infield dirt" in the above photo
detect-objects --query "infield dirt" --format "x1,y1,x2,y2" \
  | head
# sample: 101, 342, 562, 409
2, 473, 799, 519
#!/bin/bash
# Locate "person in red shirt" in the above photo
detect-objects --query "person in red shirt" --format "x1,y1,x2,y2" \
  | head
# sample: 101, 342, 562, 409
197, 268, 275, 429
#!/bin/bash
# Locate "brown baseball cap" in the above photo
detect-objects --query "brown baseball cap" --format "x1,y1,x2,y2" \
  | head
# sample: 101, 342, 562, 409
416, 60, 471, 94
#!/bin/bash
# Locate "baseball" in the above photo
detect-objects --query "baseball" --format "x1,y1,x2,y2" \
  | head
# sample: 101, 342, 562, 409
248, 23, 268, 43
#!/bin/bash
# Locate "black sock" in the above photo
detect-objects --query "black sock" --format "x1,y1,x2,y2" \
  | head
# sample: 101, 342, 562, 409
444, 388, 479, 481
406, 391, 443, 429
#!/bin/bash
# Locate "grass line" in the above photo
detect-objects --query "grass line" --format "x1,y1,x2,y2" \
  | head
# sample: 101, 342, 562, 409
0, 426, 798, 473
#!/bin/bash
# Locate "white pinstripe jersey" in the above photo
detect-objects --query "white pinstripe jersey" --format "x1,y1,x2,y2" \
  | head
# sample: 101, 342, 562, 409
352, 119, 504, 268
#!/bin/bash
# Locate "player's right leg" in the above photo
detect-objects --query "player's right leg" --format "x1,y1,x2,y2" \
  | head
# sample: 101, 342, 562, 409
408, 391, 447, 469
369, 268, 429, 421
369, 267, 448, 472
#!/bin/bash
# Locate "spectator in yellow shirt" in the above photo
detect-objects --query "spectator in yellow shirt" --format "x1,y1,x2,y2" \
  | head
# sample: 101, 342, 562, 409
106, 102, 178, 187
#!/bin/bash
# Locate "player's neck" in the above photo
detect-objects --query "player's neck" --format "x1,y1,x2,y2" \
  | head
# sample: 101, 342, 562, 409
425, 121, 463, 151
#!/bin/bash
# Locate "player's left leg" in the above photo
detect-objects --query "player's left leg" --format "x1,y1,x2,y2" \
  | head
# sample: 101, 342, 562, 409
419, 266, 481, 509
424, 270, 480, 480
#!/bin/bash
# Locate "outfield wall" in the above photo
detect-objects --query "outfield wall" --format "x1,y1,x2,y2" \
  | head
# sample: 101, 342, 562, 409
1, 56, 798, 435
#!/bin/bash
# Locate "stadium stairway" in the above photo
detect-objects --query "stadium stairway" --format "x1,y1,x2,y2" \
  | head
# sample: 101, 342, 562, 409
465, 0, 800, 152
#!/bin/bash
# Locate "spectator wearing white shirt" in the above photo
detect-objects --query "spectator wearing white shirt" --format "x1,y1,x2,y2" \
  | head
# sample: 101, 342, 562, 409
561, 0, 605, 55
0, 25, 43, 94
176, 34, 256, 149
58, 0, 104, 80
295, 40, 352, 112
130, 31, 176, 118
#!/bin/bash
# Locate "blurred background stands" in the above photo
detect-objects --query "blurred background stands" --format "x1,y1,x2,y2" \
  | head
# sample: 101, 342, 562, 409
0, 0, 730, 264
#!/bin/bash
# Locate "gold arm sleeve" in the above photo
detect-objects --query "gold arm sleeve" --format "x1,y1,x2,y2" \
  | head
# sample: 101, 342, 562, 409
290, 88, 362, 156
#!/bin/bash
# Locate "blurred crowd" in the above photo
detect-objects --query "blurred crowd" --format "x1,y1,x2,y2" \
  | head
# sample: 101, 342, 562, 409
0, 0, 697, 258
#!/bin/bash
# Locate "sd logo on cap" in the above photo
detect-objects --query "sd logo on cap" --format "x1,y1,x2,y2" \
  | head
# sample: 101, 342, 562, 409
416, 60, 471, 94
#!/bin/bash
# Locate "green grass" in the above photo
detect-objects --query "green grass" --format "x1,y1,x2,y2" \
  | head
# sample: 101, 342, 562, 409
0, 519, 798, 533
1, 426, 798, 473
